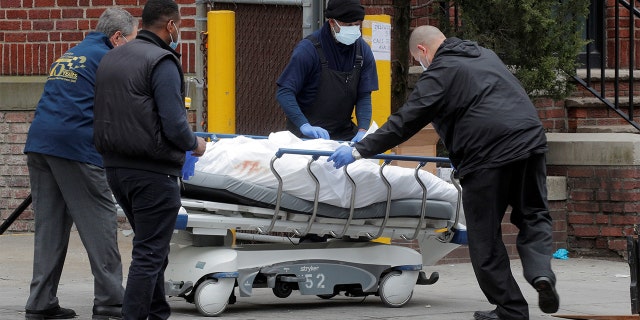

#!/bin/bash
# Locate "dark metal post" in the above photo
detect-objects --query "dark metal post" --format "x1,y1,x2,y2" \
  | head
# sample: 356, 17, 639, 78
0, 194, 32, 235
615, 0, 620, 109
601, 0, 606, 96
628, 225, 640, 314
629, 0, 635, 120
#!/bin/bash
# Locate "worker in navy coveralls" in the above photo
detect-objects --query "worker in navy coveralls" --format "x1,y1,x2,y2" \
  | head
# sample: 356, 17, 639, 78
276, 0, 379, 142
23, 7, 137, 320
328, 25, 560, 320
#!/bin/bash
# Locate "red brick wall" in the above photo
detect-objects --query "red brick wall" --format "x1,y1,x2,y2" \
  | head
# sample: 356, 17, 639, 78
0, 108, 198, 232
0, 0, 199, 75
4, 2, 634, 77
548, 165, 640, 258
605, 0, 640, 69
535, 97, 568, 133
436, 200, 568, 265
0, 110, 33, 230
0, 1, 438, 76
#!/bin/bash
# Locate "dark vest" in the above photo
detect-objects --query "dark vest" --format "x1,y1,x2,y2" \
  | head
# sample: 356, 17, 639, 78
94, 32, 186, 176
286, 35, 363, 141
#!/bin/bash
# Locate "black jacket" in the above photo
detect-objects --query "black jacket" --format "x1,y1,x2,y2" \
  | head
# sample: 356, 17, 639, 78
355, 37, 547, 177
94, 30, 195, 177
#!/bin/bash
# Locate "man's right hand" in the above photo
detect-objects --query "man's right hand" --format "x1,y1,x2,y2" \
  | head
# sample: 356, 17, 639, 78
327, 145, 356, 169
300, 123, 330, 139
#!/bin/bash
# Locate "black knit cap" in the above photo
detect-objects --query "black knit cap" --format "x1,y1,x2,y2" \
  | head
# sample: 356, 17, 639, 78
325, 0, 365, 23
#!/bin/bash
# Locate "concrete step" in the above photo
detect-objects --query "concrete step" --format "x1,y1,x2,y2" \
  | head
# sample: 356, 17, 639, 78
546, 132, 640, 165
566, 96, 640, 108
576, 68, 640, 81
577, 124, 639, 133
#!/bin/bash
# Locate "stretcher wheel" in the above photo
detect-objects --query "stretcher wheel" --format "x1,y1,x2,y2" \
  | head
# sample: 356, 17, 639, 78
194, 278, 234, 316
272, 281, 293, 298
317, 294, 337, 299
378, 271, 415, 308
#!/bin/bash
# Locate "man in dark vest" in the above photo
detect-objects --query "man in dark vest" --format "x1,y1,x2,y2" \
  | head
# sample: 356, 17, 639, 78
276, 0, 379, 142
93, 0, 206, 319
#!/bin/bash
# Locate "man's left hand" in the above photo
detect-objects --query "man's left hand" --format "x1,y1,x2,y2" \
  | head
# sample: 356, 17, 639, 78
327, 145, 355, 169
192, 137, 207, 157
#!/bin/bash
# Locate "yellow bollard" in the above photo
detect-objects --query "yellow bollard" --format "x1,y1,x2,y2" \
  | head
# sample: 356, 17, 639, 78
207, 10, 236, 134
362, 15, 392, 129
363, 15, 392, 245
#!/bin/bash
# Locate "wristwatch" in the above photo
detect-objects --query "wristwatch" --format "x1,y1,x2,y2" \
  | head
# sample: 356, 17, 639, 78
351, 147, 362, 160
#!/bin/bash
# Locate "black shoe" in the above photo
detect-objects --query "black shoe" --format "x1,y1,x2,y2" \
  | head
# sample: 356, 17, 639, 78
25, 306, 76, 319
92, 305, 122, 320
473, 310, 500, 320
534, 276, 560, 313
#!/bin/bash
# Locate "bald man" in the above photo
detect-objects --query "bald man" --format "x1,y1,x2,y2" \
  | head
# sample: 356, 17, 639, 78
328, 25, 558, 320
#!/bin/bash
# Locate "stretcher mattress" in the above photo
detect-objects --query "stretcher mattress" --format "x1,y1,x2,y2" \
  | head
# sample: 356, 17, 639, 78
182, 171, 453, 221
192, 131, 460, 210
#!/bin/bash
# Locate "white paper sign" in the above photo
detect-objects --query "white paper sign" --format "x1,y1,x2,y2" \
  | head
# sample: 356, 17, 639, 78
371, 22, 391, 61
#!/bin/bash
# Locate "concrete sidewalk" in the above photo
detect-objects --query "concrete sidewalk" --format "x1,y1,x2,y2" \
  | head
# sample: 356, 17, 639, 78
0, 230, 636, 319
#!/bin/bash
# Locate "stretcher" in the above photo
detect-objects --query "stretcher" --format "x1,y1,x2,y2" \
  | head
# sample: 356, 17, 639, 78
162, 134, 467, 316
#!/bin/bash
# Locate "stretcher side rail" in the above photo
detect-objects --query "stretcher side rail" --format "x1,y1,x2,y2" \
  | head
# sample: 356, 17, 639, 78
196, 132, 268, 141
265, 148, 461, 243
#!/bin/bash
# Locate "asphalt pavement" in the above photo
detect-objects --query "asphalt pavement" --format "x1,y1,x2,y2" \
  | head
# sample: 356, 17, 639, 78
0, 230, 636, 319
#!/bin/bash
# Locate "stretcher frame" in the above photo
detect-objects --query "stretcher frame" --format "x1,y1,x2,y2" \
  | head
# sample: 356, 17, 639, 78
162, 133, 466, 316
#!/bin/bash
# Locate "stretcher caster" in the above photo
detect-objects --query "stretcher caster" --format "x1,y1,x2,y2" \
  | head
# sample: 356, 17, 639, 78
416, 270, 439, 285
194, 278, 235, 316
272, 281, 294, 298
317, 294, 337, 299
378, 271, 417, 307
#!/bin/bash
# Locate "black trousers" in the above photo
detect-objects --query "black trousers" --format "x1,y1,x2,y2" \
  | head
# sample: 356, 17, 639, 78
106, 168, 181, 320
460, 153, 555, 320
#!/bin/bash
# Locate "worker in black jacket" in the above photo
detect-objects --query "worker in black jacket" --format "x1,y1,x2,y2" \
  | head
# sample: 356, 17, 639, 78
328, 25, 558, 320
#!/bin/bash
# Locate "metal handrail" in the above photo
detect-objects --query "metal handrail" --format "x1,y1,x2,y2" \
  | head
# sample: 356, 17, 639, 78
575, 0, 640, 131
292, 156, 321, 237
329, 166, 357, 238
403, 161, 428, 241
273, 148, 461, 241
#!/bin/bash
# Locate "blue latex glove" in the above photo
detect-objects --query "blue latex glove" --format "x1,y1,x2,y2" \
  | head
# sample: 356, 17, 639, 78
300, 123, 330, 139
553, 248, 569, 260
181, 151, 199, 180
327, 145, 355, 169
351, 130, 366, 143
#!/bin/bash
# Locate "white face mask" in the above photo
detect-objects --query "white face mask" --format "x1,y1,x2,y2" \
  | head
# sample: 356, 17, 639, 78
169, 21, 180, 50
332, 20, 361, 45
418, 51, 431, 71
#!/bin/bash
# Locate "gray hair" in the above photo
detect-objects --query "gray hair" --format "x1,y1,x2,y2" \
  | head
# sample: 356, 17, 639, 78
95, 7, 137, 38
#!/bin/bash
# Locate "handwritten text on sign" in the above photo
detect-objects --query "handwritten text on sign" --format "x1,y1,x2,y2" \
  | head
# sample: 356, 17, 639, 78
371, 22, 391, 61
